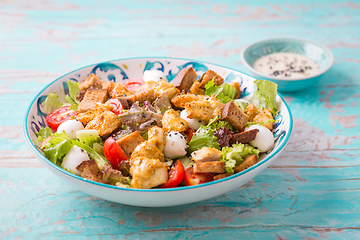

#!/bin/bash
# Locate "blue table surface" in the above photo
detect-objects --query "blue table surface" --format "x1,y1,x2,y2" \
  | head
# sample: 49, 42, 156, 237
1, 0, 360, 239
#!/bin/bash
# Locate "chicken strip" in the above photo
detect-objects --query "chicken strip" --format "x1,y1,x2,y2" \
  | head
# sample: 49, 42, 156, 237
253, 108, 274, 130
148, 126, 166, 152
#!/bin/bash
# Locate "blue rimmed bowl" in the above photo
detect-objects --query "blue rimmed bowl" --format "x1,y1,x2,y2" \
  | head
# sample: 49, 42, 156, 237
241, 37, 334, 92
24, 57, 293, 207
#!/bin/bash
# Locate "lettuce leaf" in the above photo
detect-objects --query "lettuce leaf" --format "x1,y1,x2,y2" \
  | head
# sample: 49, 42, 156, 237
65, 80, 80, 110
42, 93, 64, 114
41, 132, 73, 166
36, 127, 53, 142
249, 80, 278, 116
221, 143, 260, 174
205, 79, 238, 104
188, 125, 220, 154
178, 156, 194, 169
73, 140, 108, 169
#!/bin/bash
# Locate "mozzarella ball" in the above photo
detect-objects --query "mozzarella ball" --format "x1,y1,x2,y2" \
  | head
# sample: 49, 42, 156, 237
143, 70, 166, 82
57, 120, 84, 139
163, 131, 187, 158
180, 109, 205, 131
245, 125, 274, 152
61, 145, 90, 175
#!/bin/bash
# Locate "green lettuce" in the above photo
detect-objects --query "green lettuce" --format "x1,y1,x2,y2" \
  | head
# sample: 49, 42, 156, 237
77, 135, 103, 148
42, 93, 63, 114
221, 143, 260, 174
205, 79, 238, 104
41, 132, 73, 166
36, 127, 53, 142
178, 156, 194, 169
245, 119, 276, 128
234, 101, 248, 112
73, 140, 108, 169
188, 125, 220, 154
207, 116, 236, 132
249, 80, 278, 116
65, 80, 80, 110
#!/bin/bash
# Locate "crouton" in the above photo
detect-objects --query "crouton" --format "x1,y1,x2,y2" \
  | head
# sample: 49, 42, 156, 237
193, 161, 225, 174
85, 111, 121, 137
171, 66, 197, 93
189, 79, 205, 95
162, 109, 188, 132
191, 147, 222, 162
116, 131, 145, 156
253, 108, 274, 130
221, 101, 248, 130
79, 74, 105, 91
230, 129, 258, 145
213, 173, 232, 181
199, 70, 224, 88
78, 89, 110, 113
76, 159, 103, 183
234, 155, 258, 173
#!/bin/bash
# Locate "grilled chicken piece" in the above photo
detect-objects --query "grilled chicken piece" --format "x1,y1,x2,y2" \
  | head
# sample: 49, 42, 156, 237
153, 80, 180, 99
162, 109, 188, 133
191, 147, 222, 162
148, 126, 166, 152
103, 81, 133, 98
130, 157, 168, 189
131, 141, 164, 163
244, 104, 259, 122
253, 108, 274, 130
84, 110, 121, 137
171, 94, 224, 122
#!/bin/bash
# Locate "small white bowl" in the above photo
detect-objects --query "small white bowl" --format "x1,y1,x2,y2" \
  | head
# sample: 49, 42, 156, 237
241, 37, 334, 92
24, 57, 293, 207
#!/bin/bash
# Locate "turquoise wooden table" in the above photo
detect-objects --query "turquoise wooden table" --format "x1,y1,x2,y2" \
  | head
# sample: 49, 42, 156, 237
1, 0, 360, 239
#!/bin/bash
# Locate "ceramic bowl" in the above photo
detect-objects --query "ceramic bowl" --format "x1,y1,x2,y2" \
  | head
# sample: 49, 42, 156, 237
24, 57, 293, 207
241, 37, 334, 92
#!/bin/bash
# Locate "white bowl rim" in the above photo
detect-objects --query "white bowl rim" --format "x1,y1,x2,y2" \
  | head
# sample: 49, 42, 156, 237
24, 56, 293, 193
240, 36, 334, 81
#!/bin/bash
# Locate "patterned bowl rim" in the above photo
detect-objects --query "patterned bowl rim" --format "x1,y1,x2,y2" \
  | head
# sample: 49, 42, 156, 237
24, 56, 293, 192
240, 37, 334, 81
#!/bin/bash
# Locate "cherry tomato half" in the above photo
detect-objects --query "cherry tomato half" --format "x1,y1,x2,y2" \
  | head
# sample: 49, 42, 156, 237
161, 160, 185, 188
184, 128, 195, 143
184, 167, 214, 186
103, 137, 129, 170
123, 78, 145, 91
45, 105, 77, 131
108, 99, 124, 115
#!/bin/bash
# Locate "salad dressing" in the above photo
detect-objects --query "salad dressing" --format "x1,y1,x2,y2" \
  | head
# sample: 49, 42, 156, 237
253, 52, 319, 79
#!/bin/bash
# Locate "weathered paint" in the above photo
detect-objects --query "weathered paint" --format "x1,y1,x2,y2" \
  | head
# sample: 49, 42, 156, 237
1, 0, 360, 239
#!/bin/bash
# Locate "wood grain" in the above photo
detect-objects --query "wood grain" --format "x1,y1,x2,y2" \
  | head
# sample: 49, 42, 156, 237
0, 0, 359, 239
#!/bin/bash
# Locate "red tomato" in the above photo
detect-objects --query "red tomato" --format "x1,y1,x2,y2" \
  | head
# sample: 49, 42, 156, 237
45, 105, 77, 131
184, 167, 214, 186
103, 137, 129, 170
184, 128, 195, 143
161, 160, 185, 188
108, 99, 124, 115
123, 78, 145, 91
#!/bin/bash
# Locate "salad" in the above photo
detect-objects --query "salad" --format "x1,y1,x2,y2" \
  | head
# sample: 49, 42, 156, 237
36, 67, 278, 189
